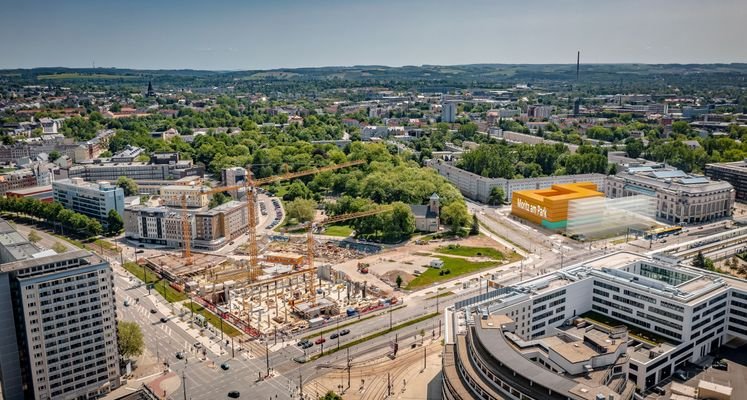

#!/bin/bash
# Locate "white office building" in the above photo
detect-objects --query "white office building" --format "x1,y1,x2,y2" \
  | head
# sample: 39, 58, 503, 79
442, 102, 457, 123
52, 178, 125, 226
444, 251, 747, 399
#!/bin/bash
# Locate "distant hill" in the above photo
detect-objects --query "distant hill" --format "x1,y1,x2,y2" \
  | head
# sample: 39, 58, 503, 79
2, 64, 746, 90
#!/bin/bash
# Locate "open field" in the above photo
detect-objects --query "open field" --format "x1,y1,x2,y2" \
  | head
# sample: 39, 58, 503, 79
435, 244, 505, 260
323, 225, 353, 237
405, 256, 497, 289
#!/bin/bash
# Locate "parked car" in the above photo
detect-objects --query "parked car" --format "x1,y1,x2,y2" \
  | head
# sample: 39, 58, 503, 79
150, 309, 157, 314
297, 339, 310, 347
339, 329, 351, 336
315, 337, 326, 345
136, 249, 145, 254
227, 390, 240, 398
193, 342, 202, 349
329, 333, 339, 339
712, 360, 728, 371
302, 342, 313, 349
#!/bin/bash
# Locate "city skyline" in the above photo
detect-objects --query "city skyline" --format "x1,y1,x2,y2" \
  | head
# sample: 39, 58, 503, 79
1, 0, 746, 70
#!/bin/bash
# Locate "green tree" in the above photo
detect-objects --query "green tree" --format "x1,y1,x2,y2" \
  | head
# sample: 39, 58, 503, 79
441, 202, 470, 235
285, 198, 316, 223
106, 209, 124, 236
27, 230, 41, 244
488, 186, 505, 206
48, 150, 61, 162
116, 176, 139, 196
320, 392, 342, 400
470, 214, 480, 235
396, 275, 403, 289
117, 321, 145, 360
135, 154, 150, 163
693, 251, 707, 269
625, 139, 644, 158
52, 242, 67, 254
208, 192, 230, 209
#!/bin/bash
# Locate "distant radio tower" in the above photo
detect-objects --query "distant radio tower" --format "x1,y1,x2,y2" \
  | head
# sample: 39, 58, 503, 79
576, 51, 580, 81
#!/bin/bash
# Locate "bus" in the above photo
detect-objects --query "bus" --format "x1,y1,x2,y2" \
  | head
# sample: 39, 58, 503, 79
644, 226, 682, 240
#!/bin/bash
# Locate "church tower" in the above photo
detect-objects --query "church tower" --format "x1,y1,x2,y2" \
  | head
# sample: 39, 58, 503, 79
146, 81, 155, 97
429, 193, 440, 217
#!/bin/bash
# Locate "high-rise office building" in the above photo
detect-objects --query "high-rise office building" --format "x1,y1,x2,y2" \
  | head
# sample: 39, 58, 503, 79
52, 178, 125, 226
0, 218, 120, 399
441, 102, 457, 123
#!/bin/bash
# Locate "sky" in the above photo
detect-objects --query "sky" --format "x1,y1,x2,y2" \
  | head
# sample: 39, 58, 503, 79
0, 0, 745, 70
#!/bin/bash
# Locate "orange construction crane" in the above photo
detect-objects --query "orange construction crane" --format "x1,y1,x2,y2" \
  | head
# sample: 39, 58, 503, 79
180, 160, 366, 277
304, 205, 394, 305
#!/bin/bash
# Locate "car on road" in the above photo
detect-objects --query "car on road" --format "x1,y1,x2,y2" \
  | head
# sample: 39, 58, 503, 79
175, 352, 184, 360
160, 317, 168, 323
712, 360, 728, 370
136, 249, 145, 253
329, 333, 339, 339
150, 309, 157, 314
340, 329, 350, 336
227, 390, 240, 398
220, 362, 230, 370
315, 337, 326, 345
302, 342, 313, 349
193, 342, 202, 349
297, 339, 310, 347
123, 300, 130, 307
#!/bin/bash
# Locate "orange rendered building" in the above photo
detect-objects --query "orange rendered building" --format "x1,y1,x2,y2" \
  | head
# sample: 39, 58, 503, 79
510, 182, 603, 230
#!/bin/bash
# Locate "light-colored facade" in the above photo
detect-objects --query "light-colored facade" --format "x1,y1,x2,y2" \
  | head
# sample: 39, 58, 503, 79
606, 166, 734, 224
444, 251, 747, 400
429, 159, 607, 204
52, 178, 125, 226
0, 219, 120, 399
124, 200, 248, 250
160, 185, 210, 208
62, 160, 201, 182
442, 102, 457, 123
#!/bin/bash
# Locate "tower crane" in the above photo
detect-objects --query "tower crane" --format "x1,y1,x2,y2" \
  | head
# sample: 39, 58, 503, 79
180, 160, 366, 276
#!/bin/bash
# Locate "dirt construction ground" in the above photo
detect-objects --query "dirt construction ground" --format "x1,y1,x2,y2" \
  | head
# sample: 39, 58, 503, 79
333, 235, 515, 294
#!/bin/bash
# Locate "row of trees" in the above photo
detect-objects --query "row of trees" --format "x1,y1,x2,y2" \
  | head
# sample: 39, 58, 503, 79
458, 142, 611, 179
0, 196, 103, 237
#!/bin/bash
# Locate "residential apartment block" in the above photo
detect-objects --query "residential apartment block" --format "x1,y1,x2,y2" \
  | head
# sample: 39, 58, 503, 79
52, 178, 125, 226
443, 251, 747, 400
0, 219, 120, 399
124, 200, 248, 251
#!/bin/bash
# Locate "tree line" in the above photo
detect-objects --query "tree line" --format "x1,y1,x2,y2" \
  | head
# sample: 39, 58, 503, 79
0, 197, 103, 237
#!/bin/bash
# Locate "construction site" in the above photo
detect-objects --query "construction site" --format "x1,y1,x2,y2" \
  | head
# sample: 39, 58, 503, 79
136, 161, 402, 338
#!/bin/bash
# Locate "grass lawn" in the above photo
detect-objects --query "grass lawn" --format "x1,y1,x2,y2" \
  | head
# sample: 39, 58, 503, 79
323, 225, 353, 237
185, 302, 241, 337
580, 311, 666, 346
406, 256, 497, 289
435, 245, 505, 260
122, 262, 187, 303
